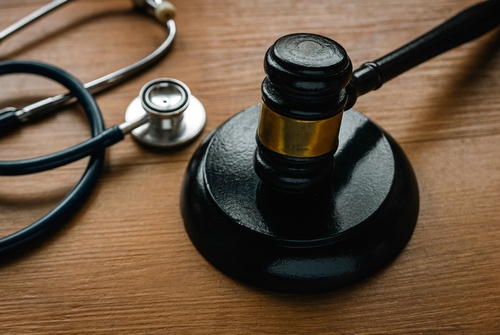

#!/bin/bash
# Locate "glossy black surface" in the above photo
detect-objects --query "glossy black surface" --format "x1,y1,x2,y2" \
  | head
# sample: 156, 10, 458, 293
254, 141, 335, 194
263, 33, 351, 120
345, 0, 500, 109
181, 105, 419, 293
257, 33, 351, 192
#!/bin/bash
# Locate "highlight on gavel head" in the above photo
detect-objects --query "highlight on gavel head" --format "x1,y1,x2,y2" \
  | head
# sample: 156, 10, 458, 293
180, 33, 419, 293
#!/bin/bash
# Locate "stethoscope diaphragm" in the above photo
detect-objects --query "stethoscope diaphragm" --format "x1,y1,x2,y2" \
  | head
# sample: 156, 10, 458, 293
125, 78, 206, 148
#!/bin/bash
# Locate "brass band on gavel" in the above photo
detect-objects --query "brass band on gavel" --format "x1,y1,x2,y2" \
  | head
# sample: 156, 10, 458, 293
257, 102, 343, 158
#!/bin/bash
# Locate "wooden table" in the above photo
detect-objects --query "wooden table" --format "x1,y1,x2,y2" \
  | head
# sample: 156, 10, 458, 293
1, 0, 499, 333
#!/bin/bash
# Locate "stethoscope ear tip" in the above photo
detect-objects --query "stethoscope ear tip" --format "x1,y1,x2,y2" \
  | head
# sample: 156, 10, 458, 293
155, 2, 176, 23
131, 0, 176, 23
124, 78, 206, 148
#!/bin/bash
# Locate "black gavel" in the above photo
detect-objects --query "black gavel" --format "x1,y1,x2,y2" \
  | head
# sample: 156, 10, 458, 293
181, 0, 500, 293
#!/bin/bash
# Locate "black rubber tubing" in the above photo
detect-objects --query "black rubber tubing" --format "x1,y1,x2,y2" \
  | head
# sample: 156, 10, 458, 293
0, 108, 20, 130
0, 60, 119, 256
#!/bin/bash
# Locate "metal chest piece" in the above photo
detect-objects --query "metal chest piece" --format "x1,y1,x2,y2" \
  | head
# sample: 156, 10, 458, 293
125, 78, 206, 148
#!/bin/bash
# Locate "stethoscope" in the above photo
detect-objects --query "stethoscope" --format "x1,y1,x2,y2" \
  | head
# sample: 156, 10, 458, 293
0, 0, 206, 255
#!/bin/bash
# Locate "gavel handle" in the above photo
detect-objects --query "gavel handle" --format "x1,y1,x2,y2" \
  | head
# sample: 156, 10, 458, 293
346, 0, 500, 110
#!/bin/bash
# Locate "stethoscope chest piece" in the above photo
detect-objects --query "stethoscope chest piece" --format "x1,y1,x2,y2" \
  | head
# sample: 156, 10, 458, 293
125, 78, 206, 148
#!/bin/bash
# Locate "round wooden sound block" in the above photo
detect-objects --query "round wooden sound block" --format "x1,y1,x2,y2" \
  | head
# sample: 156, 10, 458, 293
180, 104, 419, 293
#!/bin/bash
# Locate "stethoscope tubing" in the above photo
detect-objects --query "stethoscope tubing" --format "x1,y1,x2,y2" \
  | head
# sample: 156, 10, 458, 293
0, 9, 177, 254
1, 20, 176, 130
0, 60, 105, 256
0, 125, 122, 175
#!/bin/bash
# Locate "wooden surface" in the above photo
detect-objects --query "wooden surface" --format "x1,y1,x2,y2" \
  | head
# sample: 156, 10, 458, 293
1, 0, 500, 333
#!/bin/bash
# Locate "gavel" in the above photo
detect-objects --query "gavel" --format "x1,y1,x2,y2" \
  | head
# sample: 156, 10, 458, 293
181, 0, 500, 293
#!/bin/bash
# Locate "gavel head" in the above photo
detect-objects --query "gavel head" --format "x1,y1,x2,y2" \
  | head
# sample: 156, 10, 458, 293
254, 33, 352, 192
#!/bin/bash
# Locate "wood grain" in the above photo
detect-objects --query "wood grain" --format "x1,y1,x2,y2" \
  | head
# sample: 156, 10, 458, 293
1, 0, 500, 333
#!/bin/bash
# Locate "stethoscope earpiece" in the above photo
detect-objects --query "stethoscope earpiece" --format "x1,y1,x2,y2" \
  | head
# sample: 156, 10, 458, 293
132, 0, 176, 23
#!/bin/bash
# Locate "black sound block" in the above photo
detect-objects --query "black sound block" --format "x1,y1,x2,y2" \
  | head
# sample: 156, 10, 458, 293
180, 104, 419, 293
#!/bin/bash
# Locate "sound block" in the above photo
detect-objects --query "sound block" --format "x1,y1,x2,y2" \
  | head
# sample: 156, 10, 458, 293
180, 104, 419, 293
